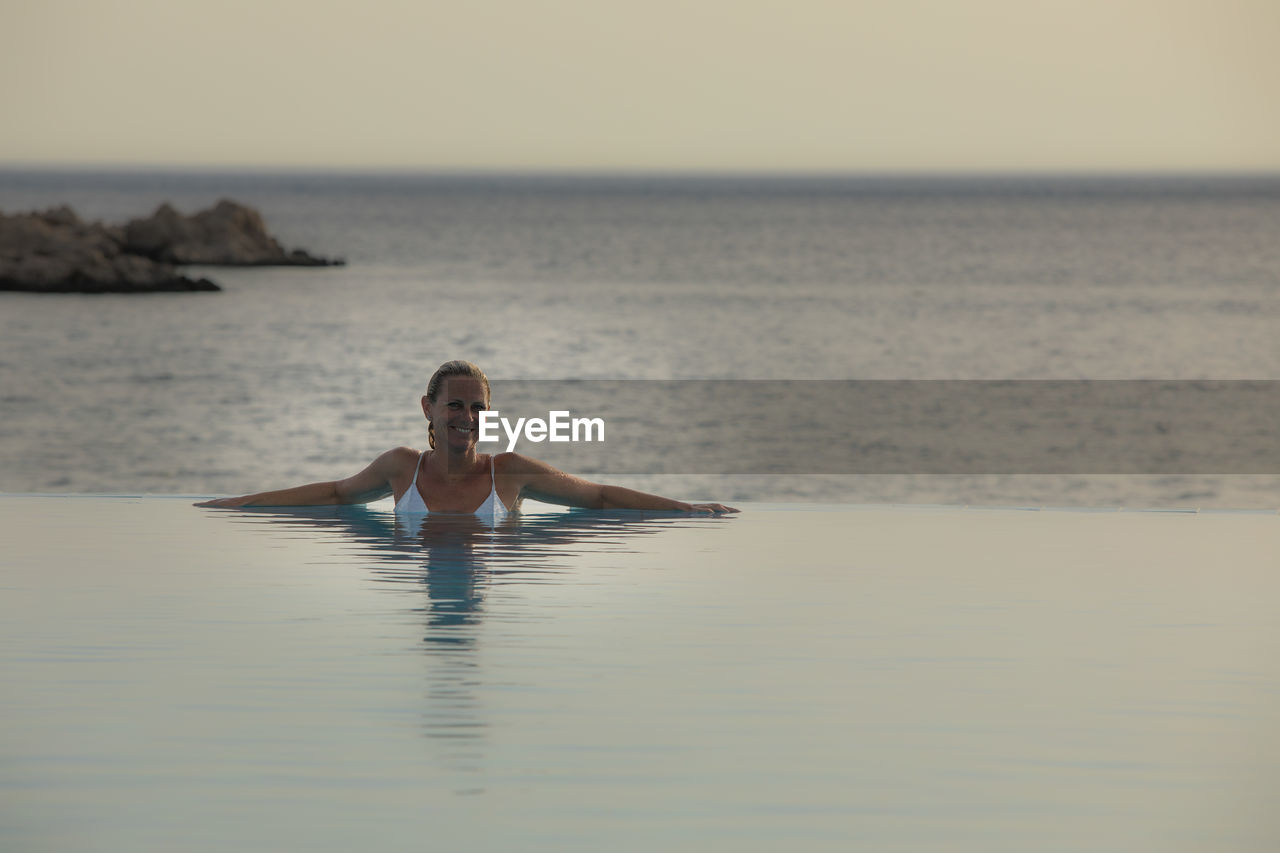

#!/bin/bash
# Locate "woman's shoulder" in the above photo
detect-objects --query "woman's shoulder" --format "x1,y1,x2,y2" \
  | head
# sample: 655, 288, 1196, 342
491, 451, 544, 475
491, 452, 574, 480
377, 446, 425, 472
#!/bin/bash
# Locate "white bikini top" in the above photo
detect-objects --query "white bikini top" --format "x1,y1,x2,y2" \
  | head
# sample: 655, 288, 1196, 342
393, 451, 509, 522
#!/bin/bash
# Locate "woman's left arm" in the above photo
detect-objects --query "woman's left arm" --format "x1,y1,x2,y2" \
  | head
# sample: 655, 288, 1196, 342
501, 454, 737, 514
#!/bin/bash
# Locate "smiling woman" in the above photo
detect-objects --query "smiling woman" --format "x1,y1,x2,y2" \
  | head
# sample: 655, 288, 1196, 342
197, 360, 736, 516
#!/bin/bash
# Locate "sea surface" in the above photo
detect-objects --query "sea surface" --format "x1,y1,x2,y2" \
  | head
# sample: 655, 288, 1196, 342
4, 173, 1280, 850
2, 169, 1278, 506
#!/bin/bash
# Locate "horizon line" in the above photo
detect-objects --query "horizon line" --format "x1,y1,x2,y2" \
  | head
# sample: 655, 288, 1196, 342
3, 161, 1280, 183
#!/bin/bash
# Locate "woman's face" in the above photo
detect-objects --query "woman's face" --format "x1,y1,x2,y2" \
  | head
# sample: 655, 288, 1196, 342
424, 376, 489, 452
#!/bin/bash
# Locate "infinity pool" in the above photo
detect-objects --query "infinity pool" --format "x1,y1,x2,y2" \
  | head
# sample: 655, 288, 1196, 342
3, 497, 1278, 851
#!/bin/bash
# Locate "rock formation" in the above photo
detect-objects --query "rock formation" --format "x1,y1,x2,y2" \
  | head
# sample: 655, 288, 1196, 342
0, 199, 342, 293
0, 206, 219, 293
123, 200, 343, 266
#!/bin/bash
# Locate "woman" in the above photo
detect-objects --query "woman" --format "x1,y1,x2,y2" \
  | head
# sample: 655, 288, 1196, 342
198, 360, 737, 516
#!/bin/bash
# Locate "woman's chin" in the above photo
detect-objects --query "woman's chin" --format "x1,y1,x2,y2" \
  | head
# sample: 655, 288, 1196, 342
445, 431, 476, 451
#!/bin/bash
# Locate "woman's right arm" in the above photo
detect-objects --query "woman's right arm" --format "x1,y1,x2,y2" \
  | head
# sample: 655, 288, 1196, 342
195, 448, 409, 508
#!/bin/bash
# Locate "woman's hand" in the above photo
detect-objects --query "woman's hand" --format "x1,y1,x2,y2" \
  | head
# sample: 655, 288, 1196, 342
680, 502, 739, 514
194, 496, 257, 508
192, 450, 408, 509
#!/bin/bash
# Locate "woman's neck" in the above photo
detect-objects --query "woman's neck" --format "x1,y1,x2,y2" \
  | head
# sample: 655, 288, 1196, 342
426, 446, 483, 481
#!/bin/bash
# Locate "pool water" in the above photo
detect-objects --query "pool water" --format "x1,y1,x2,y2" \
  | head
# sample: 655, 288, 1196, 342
3, 497, 1278, 851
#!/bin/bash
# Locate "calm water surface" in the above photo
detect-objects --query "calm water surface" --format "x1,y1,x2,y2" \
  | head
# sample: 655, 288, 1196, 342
3, 497, 1278, 850
2, 171, 1279, 506
4, 173, 1279, 847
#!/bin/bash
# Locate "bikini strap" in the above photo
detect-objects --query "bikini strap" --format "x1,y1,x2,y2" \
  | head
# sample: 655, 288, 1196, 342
411, 451, 426, 486
489, 455, 497, 490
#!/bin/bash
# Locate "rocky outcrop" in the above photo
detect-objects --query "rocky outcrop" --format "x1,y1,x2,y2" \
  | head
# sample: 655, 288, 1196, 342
0, 207, 219, 293
0, 199, 343, 293
123, 200, 343, 266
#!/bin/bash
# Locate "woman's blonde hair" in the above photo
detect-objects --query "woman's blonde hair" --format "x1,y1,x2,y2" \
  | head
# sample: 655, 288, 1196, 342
425, 360, 490, 449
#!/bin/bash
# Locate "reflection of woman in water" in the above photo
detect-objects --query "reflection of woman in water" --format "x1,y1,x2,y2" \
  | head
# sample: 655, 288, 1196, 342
200, 360, 737, 515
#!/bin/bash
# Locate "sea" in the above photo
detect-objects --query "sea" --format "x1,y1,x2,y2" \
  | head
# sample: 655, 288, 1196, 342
5, 170, 1280, 850
2, 169, 1278, 507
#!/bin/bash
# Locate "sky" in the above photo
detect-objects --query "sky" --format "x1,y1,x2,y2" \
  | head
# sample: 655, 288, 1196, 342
2, 0, 1279, 173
